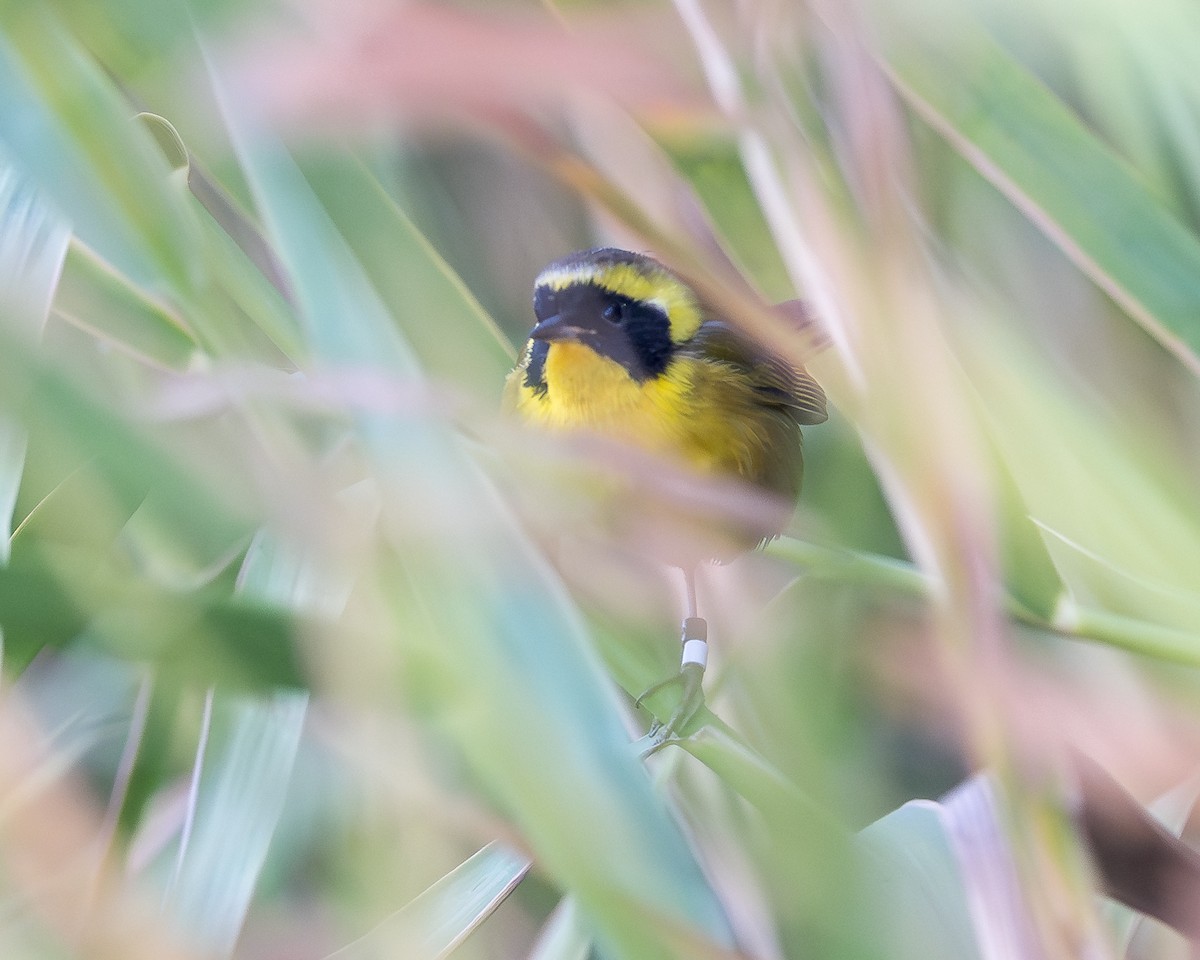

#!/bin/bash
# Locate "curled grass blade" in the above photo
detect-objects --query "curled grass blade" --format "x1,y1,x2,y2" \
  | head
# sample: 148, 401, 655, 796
0, 7, 199, 293
133, 112, 302, 363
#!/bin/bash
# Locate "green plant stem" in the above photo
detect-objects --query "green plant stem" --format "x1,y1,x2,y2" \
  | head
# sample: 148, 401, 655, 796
767, 537, 1200, 667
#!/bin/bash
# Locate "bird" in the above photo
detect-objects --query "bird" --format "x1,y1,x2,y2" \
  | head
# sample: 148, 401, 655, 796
503, 247, 827, 744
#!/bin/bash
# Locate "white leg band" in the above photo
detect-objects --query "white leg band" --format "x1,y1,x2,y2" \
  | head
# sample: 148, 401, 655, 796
681, 639, 708, 668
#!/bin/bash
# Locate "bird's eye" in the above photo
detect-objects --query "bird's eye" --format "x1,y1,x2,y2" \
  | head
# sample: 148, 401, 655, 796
533, 285, 556, 319
603, 301, 625, 324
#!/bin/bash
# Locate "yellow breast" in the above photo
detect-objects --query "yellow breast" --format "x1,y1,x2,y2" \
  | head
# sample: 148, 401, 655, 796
507, 342, 690, 448
505, 341, 767, 484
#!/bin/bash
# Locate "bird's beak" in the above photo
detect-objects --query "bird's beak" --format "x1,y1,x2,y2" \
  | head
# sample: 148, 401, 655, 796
529, 314, 590, 343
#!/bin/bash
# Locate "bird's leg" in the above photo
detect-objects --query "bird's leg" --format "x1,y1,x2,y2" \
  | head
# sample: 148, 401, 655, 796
635, 567, 709, 749
682, 563, 698, 623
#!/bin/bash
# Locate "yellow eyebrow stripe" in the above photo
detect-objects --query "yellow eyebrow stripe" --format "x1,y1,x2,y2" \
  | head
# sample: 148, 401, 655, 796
535, 261, 703, 343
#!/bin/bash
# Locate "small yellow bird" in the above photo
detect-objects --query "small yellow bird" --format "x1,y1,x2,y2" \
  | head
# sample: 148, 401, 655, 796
504, 247, 827, 741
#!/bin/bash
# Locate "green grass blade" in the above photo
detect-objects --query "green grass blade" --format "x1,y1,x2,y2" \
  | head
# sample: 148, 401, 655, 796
331, 843, 530, 960
1054, 605, 1200, 668
881, 13, 1200, 374
138, 111, 291, 303
160, 690, 308, 956
0, 159, 69, 562
0, 328, 255, 570
0, 552, 305, 687
4, 435, 298, 686
184, 192, 302, 362
766, 538, 1200, 665
0, 159, 67, 330
528, 898, 591, 960
53, 240, 199, 369
678, 724, 825, 819
301, 153, 515, 393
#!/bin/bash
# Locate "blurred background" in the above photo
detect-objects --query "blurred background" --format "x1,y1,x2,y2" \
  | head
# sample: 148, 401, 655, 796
0, 0, 1199, 957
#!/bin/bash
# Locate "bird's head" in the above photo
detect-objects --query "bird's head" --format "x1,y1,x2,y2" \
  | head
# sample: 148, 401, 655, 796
527, 248, 702, 382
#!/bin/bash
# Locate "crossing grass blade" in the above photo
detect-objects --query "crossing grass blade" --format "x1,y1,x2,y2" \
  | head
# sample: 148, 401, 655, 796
212, 60, 737, 954
213, 58, 739, 950
959, 317, 1200, 643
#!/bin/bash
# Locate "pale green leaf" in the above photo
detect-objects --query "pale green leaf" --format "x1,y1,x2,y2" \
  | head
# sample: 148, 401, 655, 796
881, 11, 1200, 374
859, 792, 986, 960
960, 320, 1200, 645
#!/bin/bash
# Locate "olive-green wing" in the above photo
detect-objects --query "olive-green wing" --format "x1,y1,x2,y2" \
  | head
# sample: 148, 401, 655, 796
684, 320, 829, 425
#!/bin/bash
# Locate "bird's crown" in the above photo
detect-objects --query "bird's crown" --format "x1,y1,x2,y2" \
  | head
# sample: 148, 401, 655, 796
534, 248, 704, 344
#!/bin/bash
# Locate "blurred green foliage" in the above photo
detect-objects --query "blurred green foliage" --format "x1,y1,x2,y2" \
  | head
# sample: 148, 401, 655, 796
0, 0, 1198, 958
